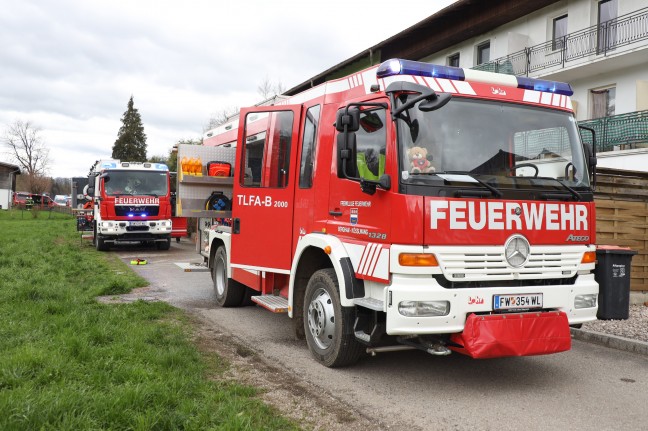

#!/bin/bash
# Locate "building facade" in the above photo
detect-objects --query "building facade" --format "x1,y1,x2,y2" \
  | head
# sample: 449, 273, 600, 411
0, 161, 21, 210
287, 0, 648, 168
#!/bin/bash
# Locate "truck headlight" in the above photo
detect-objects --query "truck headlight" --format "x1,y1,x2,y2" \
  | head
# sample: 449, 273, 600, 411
575, 294, 597, 309
399, 301, 450, 317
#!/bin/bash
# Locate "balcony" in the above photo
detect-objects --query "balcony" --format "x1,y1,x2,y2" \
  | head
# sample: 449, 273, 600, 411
579, 110, 648, 153
473, 7, 648, 77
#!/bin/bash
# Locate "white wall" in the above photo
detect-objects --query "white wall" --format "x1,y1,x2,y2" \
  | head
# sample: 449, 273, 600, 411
570, 62, 648, 120
597, 148, 648, 171
0, 189, 10, 210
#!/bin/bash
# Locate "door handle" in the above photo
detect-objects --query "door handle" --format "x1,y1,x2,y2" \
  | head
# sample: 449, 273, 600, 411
329, 210, 343, 217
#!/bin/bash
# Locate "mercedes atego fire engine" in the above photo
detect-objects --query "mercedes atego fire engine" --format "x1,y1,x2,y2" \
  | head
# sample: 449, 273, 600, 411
188, 59, 599, 367
88, 160, 173, 251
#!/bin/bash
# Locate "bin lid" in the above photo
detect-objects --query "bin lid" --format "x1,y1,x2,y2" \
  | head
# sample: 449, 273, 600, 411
595, 245, 638, 255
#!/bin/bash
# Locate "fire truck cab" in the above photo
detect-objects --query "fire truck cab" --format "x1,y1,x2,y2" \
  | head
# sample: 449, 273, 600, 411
88, 160, 173, 251
187, 59, 599, 367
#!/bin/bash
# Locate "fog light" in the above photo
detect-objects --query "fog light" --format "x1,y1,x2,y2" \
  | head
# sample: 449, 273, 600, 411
575, 294, 597, 309
398, 300, 450, 317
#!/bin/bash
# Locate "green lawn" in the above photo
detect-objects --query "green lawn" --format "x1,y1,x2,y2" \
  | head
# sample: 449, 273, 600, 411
0, 210, 298, 430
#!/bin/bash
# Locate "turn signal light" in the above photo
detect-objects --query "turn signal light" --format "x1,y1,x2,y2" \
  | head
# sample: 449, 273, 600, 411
581, 251, 596, 264
399, 253, 439, 267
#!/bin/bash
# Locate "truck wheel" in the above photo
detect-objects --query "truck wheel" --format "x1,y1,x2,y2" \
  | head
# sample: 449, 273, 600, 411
303, 268, 363, 367
157, 238, 171, 250
213, 246, 244, 307
95, 234, 108, 251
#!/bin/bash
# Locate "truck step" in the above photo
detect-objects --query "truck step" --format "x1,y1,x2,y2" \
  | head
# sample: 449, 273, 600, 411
354, 297, 384, 311
251, 295, 289, 313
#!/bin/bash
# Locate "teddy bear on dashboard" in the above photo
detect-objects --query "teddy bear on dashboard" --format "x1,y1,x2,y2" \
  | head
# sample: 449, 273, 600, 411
408, 146, 435, 174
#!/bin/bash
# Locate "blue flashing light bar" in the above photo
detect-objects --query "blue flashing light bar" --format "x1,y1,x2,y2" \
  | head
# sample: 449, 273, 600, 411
127, 213, 134, 218
377, 59, 465, 81
516, 76, 573, 96
376, 58, 573, 96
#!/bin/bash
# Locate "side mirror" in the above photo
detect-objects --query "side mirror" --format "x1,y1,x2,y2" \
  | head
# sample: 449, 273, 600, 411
336, 132, 357, 178
87, 187, 95, 196
335, 108, 360, 132
419, 93, 452, 112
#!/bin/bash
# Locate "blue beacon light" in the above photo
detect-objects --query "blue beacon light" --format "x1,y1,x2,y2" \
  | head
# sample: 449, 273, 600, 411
376, 58, 573, 96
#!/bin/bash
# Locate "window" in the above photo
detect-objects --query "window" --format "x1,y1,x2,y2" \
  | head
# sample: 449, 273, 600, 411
552, 15, 568, 51
447, 53, 460, 67
355, 109, 387, 181
598, 0, 617, 52
591, 87, 616, 119
241, 110, 294, 188
299, 105, 320, 188
477, 41, 490, 65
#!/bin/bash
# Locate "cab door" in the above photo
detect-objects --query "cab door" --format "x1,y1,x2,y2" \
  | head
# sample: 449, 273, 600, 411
231, 105, 302, 273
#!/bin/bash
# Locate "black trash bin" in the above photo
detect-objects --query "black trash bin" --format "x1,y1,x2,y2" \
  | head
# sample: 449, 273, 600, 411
594, 245, 637, 320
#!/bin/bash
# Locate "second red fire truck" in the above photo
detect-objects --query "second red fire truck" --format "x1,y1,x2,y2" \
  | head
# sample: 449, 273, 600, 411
179, 58, 599, 367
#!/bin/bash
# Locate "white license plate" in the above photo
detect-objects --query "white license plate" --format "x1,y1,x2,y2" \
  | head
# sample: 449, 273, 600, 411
131, 221, 148, 226
493, 294, 543, 310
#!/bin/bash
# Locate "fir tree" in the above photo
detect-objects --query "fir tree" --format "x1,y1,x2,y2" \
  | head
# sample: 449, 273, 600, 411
112, 96, 147, 161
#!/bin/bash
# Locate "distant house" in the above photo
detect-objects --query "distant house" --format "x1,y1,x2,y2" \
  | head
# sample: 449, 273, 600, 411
0, 161, 21, 210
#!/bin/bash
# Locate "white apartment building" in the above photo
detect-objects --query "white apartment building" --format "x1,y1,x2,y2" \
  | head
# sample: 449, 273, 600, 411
420, 0, 648, 169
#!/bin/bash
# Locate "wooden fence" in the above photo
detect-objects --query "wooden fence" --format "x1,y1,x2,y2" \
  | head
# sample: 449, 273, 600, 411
594, 167, 648, 291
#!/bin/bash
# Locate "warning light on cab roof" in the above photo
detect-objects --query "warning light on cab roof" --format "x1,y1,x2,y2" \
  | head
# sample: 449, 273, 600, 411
376, 58, 573, 96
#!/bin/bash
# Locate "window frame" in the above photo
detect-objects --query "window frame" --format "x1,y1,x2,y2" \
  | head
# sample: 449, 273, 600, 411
447, 52, 460, 67
476, 41, 490, 65
552, 14, 568, 51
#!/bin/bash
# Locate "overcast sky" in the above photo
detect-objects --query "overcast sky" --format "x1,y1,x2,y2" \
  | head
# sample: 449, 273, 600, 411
1, 0, 456, 178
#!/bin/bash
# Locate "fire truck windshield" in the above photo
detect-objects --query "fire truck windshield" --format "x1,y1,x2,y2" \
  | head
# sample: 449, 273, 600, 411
103, 170, 168, 197
396, 96, 590, 195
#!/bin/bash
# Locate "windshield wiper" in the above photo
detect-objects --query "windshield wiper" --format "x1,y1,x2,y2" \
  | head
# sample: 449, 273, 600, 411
535, 177, 582, 201
438, 171, 503, 198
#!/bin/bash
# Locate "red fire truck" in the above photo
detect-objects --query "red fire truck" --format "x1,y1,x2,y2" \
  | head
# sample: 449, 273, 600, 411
87, 160, 173, 251
183, 59, 599, 367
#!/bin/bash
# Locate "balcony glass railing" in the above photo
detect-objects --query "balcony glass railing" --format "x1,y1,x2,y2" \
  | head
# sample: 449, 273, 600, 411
579, 111, 648, 153
473, 7, 648, 76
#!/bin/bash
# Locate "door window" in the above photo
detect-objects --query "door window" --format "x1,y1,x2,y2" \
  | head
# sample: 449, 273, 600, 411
241, 111, 294, 188
299, 105, 321, 188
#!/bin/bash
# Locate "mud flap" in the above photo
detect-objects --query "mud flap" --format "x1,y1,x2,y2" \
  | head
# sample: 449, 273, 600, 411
449, 311, 571, 359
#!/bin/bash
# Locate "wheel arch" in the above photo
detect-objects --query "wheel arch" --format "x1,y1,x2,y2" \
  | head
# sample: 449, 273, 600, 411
289, 234, 359, 320
208, 231, 231, 274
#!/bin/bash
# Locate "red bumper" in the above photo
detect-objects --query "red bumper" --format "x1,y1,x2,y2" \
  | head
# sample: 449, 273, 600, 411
449, 311, 571, 359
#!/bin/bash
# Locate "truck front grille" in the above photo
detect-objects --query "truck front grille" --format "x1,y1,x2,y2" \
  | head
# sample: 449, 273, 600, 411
433, 245, 587, 286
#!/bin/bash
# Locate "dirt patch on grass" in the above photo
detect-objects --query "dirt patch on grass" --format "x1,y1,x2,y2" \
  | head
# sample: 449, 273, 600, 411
189, 314, 387, 431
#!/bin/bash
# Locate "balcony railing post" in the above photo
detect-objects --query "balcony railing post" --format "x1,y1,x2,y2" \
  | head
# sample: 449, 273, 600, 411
561, 35, 567, 68
525, 47, 530, 76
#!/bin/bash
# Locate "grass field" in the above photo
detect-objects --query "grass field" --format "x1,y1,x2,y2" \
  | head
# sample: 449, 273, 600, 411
0, 210, 298, 430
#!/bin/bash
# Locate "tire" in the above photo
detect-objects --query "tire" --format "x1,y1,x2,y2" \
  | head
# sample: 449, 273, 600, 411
95, 234, 108, 251
157, 238, 171, 250
303, 268, 363, 368
212, 246, 245, 307
240, 286, 256, 306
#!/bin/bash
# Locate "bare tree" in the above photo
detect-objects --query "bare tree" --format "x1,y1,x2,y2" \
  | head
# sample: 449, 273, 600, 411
204, 107, 239, 133
257, 76, 286, 101
3, 120, 50, 176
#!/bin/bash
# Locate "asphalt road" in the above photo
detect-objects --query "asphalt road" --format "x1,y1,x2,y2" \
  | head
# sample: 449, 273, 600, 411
115, 240, 648, 431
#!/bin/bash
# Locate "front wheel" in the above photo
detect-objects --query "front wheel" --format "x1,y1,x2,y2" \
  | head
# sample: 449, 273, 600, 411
157, 238, 171, 250
303, 268, 363, 368
94, 227, 108, 251
212, 246, 245, 307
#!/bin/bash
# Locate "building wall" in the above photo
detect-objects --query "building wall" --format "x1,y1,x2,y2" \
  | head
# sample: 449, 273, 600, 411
420, 0, 648, 122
